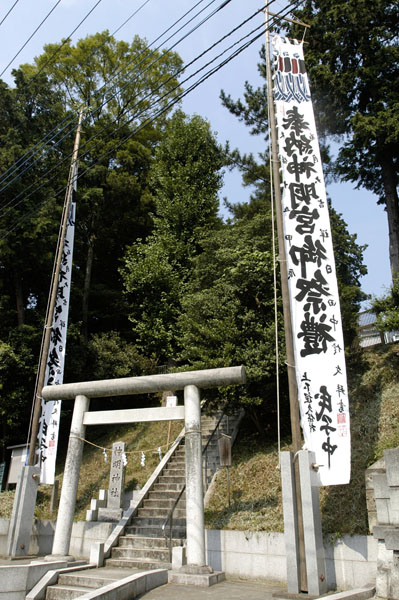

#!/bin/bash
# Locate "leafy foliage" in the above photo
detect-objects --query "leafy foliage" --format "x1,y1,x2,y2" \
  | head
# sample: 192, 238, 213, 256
372, 278, 399, 332
122, 111, 224, 361
0, 32, 185, 451
287, 0, 399, 278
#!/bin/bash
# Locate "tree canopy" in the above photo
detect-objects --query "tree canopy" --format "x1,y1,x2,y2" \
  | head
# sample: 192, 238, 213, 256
121, 110, 224, 361
288, 0, 399, 279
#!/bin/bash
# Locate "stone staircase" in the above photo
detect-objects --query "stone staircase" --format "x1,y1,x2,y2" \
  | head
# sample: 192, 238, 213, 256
44, 410, 242, 598
105, 410, 241, 572
106, 441, 187, 570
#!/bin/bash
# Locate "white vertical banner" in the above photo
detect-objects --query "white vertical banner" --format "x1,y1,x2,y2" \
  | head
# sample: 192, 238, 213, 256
37, 200, 76, 484
273, 36, 350, 486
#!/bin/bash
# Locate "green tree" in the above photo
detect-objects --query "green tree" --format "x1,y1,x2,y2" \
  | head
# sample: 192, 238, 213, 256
0, 71, 68, 333
178, 202, 287, 434
0, 327, 39, 460
288, 0, 399, 279
122, 111, 224, 361
26, 32, 184, 340
372, 278, 399, 332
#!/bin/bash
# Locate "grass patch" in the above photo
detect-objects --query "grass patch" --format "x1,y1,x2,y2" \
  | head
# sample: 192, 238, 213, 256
0, 419, 182, 521
205, 343, 399, 535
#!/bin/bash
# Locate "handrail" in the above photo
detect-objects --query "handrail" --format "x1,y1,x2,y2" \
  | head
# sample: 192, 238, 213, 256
161, 408, 227, 562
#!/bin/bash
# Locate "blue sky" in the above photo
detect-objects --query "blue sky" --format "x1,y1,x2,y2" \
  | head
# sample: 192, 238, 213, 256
0, 0, 392, 303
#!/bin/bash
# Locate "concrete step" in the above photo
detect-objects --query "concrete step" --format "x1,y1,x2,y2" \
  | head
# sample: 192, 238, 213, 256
137, 507, 186, 518
164, 458, 185, 465
111, 546, 170, 562
148, 489, 186, 500
126, 525, 186, 538
128, 516, 186, 527
143, 498, 186, 509
157, 475, 185, 485
119, 535, 183, 549
162, 468, 185, 476
57, 573, 118, 588
153, 482, 184, 492
165, 461, 185, 469
46, 584, 94, 599
105, 557, 171, 570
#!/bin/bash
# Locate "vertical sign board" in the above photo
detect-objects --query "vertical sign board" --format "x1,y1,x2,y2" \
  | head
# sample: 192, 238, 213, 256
37, 201, 76, 484
0, 462, 6, 491
273, 36, 350, 486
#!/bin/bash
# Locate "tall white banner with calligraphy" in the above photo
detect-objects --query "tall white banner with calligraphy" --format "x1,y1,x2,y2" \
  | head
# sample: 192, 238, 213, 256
273, 36, 350, 486
37, 200, 76, 484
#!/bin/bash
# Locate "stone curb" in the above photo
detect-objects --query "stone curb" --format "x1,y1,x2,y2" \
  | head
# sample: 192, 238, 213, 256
317, 584, 376, 600
26, 562, 93, 599
77, 568, 168, 599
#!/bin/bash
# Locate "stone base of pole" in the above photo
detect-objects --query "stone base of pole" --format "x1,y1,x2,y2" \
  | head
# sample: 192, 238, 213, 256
7, 465, 40, 557
44, 554, 75, 562
168, 569, 225, 587
177, 565, 213, 574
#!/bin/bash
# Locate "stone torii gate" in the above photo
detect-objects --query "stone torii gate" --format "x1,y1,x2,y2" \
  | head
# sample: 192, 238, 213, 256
42, 366, 246, 569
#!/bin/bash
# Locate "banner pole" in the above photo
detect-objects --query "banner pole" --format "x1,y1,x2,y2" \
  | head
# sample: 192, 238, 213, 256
27, 109, 84, 467
264, 4, 307, 591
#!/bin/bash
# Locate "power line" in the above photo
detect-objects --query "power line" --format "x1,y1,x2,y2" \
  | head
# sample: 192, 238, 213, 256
34, 0, 106, 79
0, 0, 62, 78
0, 0, 21, 28
0, 0, 263, 215
0, 0, 217, 191
0, 0, 227, 198
112, 0, 153, 37
0, 0, 302, 239
0, 0, 298, 225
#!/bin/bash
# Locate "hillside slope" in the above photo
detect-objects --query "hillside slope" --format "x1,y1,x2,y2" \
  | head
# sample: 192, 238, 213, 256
1, 343, 398, 536
205, 343, 399, 535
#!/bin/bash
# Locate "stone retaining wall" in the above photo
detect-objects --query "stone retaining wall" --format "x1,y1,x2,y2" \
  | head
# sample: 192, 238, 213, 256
0, 519, 377, 591
205, 530, 377, 591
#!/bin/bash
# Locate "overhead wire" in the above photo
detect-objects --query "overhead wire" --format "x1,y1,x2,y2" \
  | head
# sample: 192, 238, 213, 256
0, 0, 21, 28
0, 27, 264, 240
34, 0, 106, 80
0, 0, 302, 238
0, 0, 300, 234
0, 0, 234, 205
0, 0, 209, 189
0, 0, 219, 192
0, 0, 267, 218
0, 0, 62, 78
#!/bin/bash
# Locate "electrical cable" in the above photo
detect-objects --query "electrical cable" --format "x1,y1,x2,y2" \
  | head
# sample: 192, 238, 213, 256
0, 4, 299, 240
0, 0, 209, 188
34, 0, 106, 80
0, 3, 270, 218
0, 0, 235, 200
0, 0, 300, 234
0, 0, 62, 78
0, 0, 296, 206
0, 27, 265, 239
0, 0, 301, 233
0, 0, 20, 28
0, 0, 219, 190
112, 0, 153, 37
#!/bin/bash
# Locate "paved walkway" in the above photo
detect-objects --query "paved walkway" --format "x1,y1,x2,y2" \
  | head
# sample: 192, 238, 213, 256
137, 579, 285, 600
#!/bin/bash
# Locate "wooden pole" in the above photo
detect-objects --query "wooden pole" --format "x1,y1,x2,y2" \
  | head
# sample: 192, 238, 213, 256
264, 5, 307, 591
28, 110, 84, 466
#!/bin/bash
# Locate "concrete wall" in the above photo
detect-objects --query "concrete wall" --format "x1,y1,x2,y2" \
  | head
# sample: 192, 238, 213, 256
205, 530, 378, 591
0, 519, 114, 559
69, 521, 115, 558
0, 560, 68, 600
